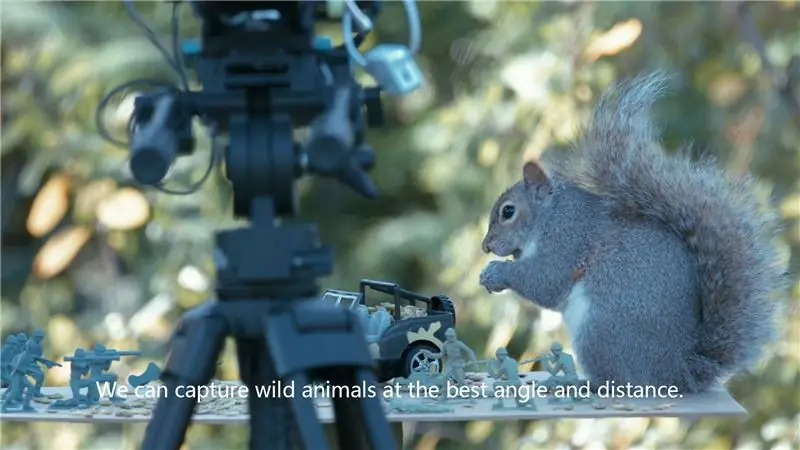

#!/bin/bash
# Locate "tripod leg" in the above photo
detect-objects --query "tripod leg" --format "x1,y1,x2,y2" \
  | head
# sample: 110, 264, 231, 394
353, 368, 393, 447
328, 367, 387, 447
235, 337, 295, 450
143, 301, 228, 450
266, 302, 396, 450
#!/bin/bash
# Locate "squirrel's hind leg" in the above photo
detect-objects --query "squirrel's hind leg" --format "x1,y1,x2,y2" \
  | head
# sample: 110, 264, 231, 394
570, 264, 700, 394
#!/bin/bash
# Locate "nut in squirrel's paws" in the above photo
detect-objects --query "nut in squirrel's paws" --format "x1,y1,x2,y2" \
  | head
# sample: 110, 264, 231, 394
480, 261, 508, 293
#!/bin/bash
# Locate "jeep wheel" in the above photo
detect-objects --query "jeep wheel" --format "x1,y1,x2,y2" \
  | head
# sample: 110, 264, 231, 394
404, 344, 440, 377
431, 295, 456, 324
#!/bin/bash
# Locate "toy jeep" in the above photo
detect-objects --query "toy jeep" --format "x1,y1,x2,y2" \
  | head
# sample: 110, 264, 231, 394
320, 279, 456, 381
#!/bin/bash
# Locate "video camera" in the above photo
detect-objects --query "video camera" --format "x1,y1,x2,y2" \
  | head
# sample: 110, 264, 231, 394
113, 0, 422, 217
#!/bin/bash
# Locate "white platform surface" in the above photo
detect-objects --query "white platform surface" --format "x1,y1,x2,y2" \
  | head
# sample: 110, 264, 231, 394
0, 372, 747, 424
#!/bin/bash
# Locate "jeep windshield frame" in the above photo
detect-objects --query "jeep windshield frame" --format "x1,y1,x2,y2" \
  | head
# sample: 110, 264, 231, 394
320, 290, 362, 310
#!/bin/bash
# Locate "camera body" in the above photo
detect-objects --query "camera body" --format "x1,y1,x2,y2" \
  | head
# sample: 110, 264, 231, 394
191, 1, 377, 49
129, 0, 384, 211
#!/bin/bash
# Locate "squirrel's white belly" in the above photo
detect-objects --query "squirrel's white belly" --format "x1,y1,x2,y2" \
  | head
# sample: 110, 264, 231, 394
562, 281, 591, 341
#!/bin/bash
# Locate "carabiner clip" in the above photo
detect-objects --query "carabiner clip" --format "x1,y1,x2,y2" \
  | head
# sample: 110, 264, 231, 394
343, 0, 422, 67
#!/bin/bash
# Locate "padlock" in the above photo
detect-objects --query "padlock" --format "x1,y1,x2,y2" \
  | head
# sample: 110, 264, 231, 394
364, 44, 424, 96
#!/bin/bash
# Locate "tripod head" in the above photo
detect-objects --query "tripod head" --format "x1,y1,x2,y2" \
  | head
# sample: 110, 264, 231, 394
99, 0, 424, 299
127, 0, 394, 216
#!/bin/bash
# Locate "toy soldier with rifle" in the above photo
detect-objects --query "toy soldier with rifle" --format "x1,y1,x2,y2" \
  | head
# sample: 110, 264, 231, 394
1, 335, 62, 412
22, 329, 53, 398
518, 341, 599, 404
520, 341, 579, 391
49, 348, 93, 409
49, 344, 142, 409
486, 347, 536, 410
86, 344, 141, 404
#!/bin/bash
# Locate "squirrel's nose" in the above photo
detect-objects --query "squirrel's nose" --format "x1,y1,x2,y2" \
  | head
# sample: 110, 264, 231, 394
482, 239, 490, 254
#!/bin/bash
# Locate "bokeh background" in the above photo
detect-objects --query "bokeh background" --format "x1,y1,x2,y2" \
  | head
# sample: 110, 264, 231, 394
1, 1, 799, 449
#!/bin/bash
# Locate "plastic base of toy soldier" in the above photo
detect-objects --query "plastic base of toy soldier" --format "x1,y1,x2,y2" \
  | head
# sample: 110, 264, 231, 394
491, 398, 538, 410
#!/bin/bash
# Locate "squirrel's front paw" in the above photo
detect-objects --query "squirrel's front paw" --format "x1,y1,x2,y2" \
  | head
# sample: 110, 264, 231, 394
480, 261, 508, 293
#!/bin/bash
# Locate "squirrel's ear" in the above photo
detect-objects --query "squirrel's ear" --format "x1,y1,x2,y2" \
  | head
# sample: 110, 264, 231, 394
523, 161, 548, 186
523, 161, 551, 198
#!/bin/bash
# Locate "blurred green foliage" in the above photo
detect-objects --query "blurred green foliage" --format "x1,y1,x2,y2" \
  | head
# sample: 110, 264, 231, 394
1, 1, 799, 449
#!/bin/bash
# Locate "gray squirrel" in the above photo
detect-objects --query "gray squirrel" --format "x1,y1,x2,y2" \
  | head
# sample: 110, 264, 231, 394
479, 73, 787, 393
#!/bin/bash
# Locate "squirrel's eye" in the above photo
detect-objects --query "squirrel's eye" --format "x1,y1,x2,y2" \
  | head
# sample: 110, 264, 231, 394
500, 204, 516, 221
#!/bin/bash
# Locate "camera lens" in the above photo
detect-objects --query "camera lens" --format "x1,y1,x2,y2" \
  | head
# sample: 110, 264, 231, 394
130, 128, 178, 185
130, 146, 171, 186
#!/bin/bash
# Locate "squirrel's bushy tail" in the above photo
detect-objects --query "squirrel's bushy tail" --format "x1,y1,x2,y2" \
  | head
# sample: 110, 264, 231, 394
552, 72, 787, 388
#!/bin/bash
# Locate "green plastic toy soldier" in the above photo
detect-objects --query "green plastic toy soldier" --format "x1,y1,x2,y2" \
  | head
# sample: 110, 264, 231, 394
487, 347, 535, 410
50, 348, 93, 409
539, 342, 579, 390
86, 344, 113, 404
1, 331, 62, 412
421, 328, 477, 387
84, 344, 141, 404
2, 347, 40, 412
521, 341, 598, 404
23, 329, 54, 398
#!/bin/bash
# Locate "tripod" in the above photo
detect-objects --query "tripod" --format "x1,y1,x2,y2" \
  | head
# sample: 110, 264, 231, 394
106, 3, 408, 448
142, 114, 395, 450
